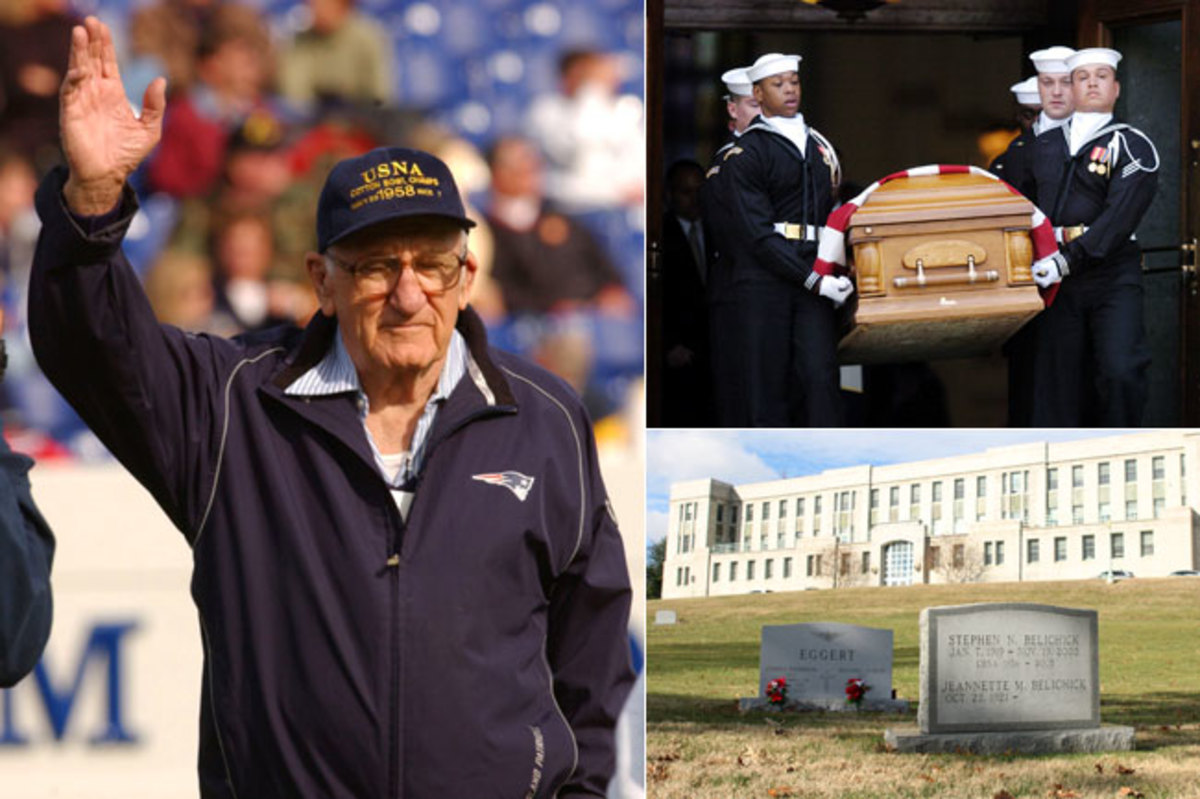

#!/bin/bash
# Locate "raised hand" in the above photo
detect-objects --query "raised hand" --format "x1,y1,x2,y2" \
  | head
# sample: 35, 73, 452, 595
60, 16, 166, 215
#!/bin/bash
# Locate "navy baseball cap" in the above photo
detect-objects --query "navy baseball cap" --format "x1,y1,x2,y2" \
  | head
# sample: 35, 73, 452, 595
316, 146, 476, 252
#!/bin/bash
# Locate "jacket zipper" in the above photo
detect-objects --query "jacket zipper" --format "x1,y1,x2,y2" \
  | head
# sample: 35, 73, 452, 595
382, 403, 515, 796
387, 502, 404, 797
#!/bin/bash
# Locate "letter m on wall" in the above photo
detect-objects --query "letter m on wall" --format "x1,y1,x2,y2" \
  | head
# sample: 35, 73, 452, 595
0, 621, 139, 745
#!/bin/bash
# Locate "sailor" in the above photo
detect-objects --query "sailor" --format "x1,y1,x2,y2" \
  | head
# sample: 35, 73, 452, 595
721, 66, 760, 136
1028, 47, 1158, 426
996, 46, 1075, 425
700, 66, 758, 195
988, 76, 1042, 191
702, 52, 847, 426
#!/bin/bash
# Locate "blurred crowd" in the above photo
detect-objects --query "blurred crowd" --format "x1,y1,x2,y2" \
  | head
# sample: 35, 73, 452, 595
0, 0, 645, 458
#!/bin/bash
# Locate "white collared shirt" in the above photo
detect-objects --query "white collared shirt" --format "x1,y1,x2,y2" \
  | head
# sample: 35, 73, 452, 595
1068, 111, 1113, 156
285, 328, 468, 518
1033, 111, 1069, 137
763, 112, 808, 156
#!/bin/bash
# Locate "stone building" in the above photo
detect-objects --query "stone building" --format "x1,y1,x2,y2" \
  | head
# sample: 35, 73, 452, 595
662, 431, 1200, 598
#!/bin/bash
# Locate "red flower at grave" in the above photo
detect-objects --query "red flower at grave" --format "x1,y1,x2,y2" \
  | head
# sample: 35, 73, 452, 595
765, 677, 788, 706
845, 677, 870, 706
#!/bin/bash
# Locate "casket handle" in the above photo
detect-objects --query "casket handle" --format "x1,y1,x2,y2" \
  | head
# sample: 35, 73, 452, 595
895, 256, 1000, 288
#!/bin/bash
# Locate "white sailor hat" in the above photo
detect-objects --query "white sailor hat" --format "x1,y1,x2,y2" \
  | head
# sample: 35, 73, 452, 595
1010, 76, 1041, 107
1066, 47, 1122, 72
721, 66, 753, 97
746, 53, 802, 83
1028, 46, 1076, 74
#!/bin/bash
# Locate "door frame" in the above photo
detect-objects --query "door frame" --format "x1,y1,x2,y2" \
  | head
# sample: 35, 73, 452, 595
1078, 0, 1200, 422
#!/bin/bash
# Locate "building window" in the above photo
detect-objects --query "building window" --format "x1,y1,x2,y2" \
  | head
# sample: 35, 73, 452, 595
762, 502, 770, 521
932, 481, 944, 533
861, 551, 871, 574
975, 475, 987, 520
1072, 465, 1084, 488
765, 558, 774, 579
676, 567, 682, 586
840, 552, 851, 576
883, 541, 915, 586
1003, 469, 1030, 522
889, 486, 900, 522
870, 488, 880, 525
953, 478, 965, 532
910, 483, 921, 520
1072, 504, 1084, 525
1054, 537, 1067, 562
813, 496, 823, 533
1152, 456, 1165, 481
730, 561, 738, 581
783, 557, 793, 579
1182, 454, 1187, 505
1125, 459, 1137, 483
712, 562, 720, 582
995, 541, 1005, 565
731, 506, 738, 526
779, 499, 788, 518
1111, 532, 1125, 559
1125, 500, 1138, 520
747, 560, 756, 580
834, 490, 855, 540
1047, 468, 1058, 491
716, 504, 724, 523
806, 554, 821, 576
684, 566, 690, 585
1082, 534, 1095, 560
1153, 497, 1164, 518
796, 497, 805, 517
928, 546, 941, 570
1027, 538, 1040, 563
952, 543, 964, 568
1099, 461, 1110, 485
984, 541, 993, 565
1140, 530, 1154, 557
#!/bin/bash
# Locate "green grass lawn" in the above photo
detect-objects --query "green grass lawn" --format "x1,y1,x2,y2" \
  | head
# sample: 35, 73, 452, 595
647, 579, 1200, 799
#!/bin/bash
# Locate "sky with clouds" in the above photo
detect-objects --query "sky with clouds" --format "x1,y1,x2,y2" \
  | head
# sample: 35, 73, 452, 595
645, 429, 1141, 547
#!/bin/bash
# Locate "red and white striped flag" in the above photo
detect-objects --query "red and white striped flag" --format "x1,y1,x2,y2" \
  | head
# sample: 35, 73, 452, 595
813, 164, 1060, 306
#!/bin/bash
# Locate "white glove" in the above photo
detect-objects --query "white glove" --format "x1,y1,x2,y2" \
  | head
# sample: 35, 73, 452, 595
817, 275, 855, 308
1032, 251, 1069, 289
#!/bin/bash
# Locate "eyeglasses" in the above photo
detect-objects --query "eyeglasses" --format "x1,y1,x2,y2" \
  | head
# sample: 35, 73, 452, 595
326, 247, 468, 294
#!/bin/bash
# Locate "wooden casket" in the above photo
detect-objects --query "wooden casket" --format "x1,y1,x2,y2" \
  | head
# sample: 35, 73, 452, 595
838, 171, 1043, 364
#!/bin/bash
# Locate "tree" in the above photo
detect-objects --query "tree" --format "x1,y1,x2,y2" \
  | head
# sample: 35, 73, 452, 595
933, 539, 986, 584
647, 537, 666, 599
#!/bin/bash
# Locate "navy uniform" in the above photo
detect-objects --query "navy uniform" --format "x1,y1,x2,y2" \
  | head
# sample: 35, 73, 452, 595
989, 127, 1036, 196
703, 104, 842, 426
988, 76, 1042, 197
993, 51, 1076, 426
1029, 51, 1159, 426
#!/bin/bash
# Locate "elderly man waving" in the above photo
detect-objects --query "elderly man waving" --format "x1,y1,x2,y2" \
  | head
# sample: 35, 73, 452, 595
30, 16, 633, 798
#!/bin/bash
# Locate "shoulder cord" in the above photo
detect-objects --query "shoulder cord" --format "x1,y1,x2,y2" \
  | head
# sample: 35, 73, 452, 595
1115, 130, 1161, 178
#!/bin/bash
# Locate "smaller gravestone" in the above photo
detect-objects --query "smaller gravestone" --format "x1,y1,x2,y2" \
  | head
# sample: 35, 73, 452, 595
654, 609, 677, 626
739, 622, 908, 712
885, 603, 1134, 754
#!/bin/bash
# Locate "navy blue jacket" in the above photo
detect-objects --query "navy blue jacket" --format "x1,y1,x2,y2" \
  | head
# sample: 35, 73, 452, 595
1030, 118, 1159, 281
0, 426, 55, 686
28, 167, 633, 797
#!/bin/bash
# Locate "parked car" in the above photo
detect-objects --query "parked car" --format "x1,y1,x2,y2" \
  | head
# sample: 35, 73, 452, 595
1168, 569, 1200, 577
1097, 570, 1135, 580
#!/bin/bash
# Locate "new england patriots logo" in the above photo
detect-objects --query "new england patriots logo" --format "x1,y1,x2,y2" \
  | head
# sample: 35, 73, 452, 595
472, 471, 535, 502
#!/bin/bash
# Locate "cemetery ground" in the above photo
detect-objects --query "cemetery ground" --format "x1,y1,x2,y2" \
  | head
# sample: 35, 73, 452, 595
647, 579, 1200, 799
